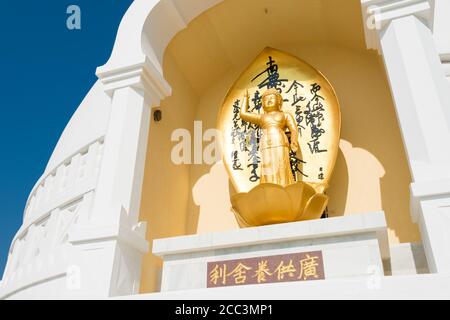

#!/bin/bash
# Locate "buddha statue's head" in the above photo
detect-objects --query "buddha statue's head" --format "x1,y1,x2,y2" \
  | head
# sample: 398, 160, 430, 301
262, 88, 283, 113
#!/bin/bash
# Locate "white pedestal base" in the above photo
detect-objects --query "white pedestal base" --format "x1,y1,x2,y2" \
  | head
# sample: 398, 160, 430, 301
153, 212, 389, 292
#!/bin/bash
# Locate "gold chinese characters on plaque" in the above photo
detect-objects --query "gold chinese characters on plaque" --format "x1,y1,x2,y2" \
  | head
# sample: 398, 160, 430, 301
218, 47, 341, 227
207, 251, 325, 288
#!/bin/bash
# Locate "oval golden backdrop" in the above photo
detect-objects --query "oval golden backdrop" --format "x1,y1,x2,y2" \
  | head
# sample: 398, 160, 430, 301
218, 47, 341, 194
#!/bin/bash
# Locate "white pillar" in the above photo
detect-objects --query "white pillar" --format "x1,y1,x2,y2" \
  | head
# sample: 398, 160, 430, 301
88, 86, 150, 296
433, 0, 450, 84
362, 0, 450, 274
381, 15, 450, 182
91, 86, 150, 223
64, 59, 172, 297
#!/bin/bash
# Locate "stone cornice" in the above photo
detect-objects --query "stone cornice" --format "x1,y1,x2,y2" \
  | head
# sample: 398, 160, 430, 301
96, 57, 172, 107
361, 0, 434, 52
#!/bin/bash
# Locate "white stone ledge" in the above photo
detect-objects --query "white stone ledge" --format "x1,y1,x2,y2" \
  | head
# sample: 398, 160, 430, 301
410, 179, 450, 199
117, 273, 450, 300
153, 212, 389, 259
69, 218, 149, 254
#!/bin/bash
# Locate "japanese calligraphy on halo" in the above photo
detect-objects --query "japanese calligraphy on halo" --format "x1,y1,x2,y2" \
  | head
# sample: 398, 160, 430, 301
218, 47, 341, 193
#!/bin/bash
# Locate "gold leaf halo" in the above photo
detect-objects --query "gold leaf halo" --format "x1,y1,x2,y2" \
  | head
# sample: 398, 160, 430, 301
218, 47, 341, 194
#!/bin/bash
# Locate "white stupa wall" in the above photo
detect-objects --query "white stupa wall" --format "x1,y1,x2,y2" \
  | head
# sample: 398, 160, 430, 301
1, 0, 450, 299
0, 82, 114, 299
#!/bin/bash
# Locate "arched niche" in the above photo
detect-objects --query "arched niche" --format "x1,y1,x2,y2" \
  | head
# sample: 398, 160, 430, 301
136, 0, 420, 293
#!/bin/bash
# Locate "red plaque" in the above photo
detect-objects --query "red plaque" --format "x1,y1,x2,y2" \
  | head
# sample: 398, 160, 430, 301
207, 251, 325, 288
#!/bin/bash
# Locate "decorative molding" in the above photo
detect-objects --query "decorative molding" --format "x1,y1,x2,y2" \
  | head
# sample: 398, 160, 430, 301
96, 57, 172, 107
1, 196, 148, 299
361, 0, 434, 52
154, 211, 389, 260
23, 138, 104, 223
5, 198, 84, 277
2, 137, 108, 293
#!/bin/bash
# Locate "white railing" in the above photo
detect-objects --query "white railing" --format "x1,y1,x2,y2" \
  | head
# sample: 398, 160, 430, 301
1, 137, 105, 292
23, 137, 105, 224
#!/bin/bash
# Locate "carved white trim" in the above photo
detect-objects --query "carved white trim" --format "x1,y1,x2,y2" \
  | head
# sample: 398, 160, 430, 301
96, 58, 171, 106
95, 0, 225, 103
23, 138, 105, 223
0, 198, 83, 297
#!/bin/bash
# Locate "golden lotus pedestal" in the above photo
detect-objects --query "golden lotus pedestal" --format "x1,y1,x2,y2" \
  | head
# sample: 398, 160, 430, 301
231, 182, 329, 228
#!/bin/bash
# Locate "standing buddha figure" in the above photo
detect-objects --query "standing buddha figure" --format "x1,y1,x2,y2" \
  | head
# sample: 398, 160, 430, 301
240, 88, 299, 186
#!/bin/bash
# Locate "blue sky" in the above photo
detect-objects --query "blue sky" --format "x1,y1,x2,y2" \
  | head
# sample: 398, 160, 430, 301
0, 1, 133, 276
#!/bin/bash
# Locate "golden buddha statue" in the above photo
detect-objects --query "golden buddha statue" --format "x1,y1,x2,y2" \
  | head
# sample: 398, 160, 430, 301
229, 87, 329, 227
240, 88, 299, 186
218, 47, 341, 228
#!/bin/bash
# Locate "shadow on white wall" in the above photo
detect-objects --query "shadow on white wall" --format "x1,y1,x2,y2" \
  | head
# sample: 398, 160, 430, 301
192, 161, 238, 233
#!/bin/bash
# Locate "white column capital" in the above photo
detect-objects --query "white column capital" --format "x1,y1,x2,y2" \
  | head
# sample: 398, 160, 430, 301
96, 57, 172, 107
361, 0, 434, 52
